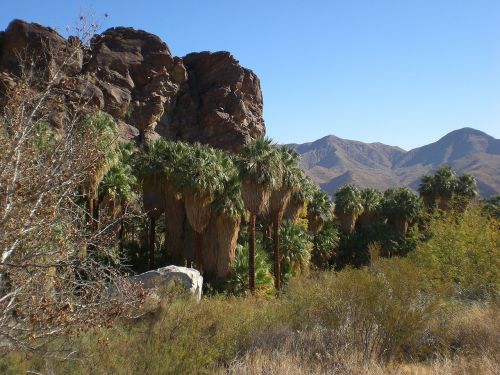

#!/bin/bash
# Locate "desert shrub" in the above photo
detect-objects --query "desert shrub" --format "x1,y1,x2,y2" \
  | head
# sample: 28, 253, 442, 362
410, 207, 500, 301
21, 295, 280, 375
415, 303, 500, 359
282, 258, 439, 362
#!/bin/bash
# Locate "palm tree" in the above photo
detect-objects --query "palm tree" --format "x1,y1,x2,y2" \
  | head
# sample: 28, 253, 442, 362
98, 142, 138, 257
358, 188, 383, 228
418, 174, 436, 209
80, 112, 120, 256
334, 184, 363, 234
207, 169, 245, 278
237, 136, 281, 292
433, 166, 458, 210
307, 188, 333, 234
382, 187, 422, 236
268, 146, 302, 289
134, 140, 169, 268
177, 143, 232, 273
284, 174, 315, 222
156, 141, 189, 266
455, 173, 478, 210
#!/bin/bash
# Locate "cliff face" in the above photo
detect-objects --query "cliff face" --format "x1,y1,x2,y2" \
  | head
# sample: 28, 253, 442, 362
0, 19, 265, 151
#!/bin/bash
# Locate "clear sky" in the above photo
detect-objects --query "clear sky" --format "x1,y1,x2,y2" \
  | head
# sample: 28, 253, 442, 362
2, 1, 499, 150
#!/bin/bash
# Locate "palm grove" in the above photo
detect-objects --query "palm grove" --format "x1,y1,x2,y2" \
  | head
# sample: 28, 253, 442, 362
103, 131, 485, 295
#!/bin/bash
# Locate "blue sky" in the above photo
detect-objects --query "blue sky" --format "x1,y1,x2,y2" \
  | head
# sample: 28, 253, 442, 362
2, 1, 499, 150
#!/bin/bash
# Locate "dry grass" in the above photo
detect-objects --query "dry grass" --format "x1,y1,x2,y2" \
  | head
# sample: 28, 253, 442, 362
223, 351, 498, 375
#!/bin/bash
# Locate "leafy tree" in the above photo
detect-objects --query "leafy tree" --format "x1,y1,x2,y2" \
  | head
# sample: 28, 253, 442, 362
237, 136, 281, 292
410, 207, 499, 301
382, 187, 422, 236
334, 184, 364, 234
433, 166, 458, 210
81, 112, 120, 229
134, 140, 189, 268
99, 143, 138, 257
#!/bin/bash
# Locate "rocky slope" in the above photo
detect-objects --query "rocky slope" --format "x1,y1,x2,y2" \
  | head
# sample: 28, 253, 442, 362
290, 128, 500, 197
0, 19, 265, 151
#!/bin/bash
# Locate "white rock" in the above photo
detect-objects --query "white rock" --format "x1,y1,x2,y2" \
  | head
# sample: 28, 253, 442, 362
129, 265, 203, 302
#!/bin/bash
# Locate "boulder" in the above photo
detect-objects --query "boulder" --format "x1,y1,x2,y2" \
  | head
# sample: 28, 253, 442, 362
129, 265, 203, 302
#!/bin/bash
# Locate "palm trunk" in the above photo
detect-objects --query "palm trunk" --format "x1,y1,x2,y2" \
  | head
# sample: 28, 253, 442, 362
164, 194, 185, 265
339, 213, 357, 234
195, 231, 203, 273
149, 217, 156, 269
248, 214, 256, 292
395, 219, 408, 237
438, 196, 450, 211
358, 212, 374, 229
273, 213, 281, 290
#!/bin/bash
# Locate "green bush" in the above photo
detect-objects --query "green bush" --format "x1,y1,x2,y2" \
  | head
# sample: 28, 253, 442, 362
279, 220, 312, 280
229, 243, 273, 294
410, 207, 500, 301
311, 221, 339, 269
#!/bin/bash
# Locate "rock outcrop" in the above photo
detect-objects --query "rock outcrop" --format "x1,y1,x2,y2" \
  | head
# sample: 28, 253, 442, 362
158, 51, 265, 151
0, 19, 265, 150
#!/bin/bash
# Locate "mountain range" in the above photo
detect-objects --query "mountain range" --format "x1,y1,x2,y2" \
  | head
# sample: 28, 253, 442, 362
289, 128, 500, 198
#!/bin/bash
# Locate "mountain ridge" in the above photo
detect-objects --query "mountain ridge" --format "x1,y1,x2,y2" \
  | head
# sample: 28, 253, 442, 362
289, 127, 500, 198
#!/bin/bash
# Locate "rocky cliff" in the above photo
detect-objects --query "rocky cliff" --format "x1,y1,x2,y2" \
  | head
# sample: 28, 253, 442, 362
0, 19, 265, 151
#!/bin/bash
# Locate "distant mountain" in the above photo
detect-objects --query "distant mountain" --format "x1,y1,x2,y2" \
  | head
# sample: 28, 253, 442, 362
289, 128, 500, 198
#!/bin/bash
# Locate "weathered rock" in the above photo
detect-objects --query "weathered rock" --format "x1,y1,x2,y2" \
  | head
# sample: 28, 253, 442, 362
129, 265, 203, 302
0, 19, 265, 150
0, 19, 82, 77
85, 27, 187, 141
159, 51, 265, 152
